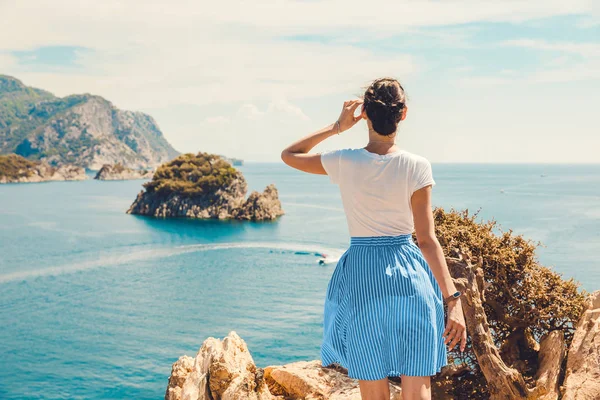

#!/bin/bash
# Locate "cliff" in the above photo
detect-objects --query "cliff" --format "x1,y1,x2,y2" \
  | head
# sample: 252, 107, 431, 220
164, 208, 597, 399
0, 75, 179, 169
164, 292, 599, 400
126, 152, 284, 221
94, 163, 153, 181
0, 154, 86, 183
164, 331, 392, 400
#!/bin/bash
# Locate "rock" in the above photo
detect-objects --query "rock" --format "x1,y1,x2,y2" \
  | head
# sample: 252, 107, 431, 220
164, 332, 405, 400
232, 184, 284, 221
94, 163, 153, 180
561, 290, 600, 400
164, 331, 274, 400
264, 361, 404, 399
0, 154, 87, 184
127, 152, 284, 221
165, 356, 194, 400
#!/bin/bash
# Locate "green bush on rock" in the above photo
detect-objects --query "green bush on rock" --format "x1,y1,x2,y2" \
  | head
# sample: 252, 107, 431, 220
417, 208, 589, 398
143, 152, 239, 198
0, 154, 39, 179
127, 152, 283, 221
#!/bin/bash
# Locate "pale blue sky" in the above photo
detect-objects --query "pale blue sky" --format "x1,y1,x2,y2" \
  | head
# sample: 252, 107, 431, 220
0, 1, 598, 163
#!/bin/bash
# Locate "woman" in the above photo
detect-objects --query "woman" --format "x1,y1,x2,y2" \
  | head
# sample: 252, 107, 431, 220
281, 77, 467, 400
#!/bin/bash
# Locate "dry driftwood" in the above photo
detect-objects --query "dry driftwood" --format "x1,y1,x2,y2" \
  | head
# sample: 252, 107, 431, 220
447, 253, 571, 400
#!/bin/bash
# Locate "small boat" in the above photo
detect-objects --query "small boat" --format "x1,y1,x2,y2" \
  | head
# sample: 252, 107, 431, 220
316, 253, 328, 265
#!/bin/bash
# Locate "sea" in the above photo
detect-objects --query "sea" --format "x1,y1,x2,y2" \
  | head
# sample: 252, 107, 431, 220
1, 162, 599, 399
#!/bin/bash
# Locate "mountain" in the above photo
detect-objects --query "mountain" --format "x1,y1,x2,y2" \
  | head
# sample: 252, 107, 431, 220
0, 75, 179, 169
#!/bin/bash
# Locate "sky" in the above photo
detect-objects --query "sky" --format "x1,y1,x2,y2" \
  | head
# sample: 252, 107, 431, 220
0, 0, 598, 163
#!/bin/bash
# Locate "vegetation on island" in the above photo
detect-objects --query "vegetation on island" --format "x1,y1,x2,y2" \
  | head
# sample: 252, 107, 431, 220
127, 151, 282, 220
0, 154, 41, 179
110, 163, 127, 174
94, 163, 153, 180
417, 208, 589, 398
142, 152, 239, 197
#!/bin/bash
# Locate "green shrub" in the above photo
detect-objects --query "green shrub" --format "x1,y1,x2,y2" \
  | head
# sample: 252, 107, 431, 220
143, 152, 238, 197
421, 208, 588, 398
0, 154, 39, 179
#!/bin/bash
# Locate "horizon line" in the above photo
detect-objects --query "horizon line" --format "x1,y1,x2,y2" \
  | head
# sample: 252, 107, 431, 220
240, 160, 600, 165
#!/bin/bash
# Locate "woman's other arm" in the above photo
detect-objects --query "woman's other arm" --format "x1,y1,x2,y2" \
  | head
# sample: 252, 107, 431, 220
280, 123, 336, 174
412, 186, 467, 352
411, 186, 456, 298
281, 99, 363, 174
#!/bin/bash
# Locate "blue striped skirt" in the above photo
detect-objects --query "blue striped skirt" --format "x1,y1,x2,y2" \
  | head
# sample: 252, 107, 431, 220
320, 234, 449, 380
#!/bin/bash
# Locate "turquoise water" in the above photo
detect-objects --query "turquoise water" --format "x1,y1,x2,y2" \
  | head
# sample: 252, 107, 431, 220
1, 163, 599, 399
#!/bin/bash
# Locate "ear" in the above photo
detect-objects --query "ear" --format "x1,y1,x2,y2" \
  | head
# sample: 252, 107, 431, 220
360, 104, 367, 120
400, 106, 408, 121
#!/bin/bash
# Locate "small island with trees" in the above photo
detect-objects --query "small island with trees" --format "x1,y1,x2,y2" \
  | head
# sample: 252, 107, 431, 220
0, 154, 86, 184
126, 152, 283, 221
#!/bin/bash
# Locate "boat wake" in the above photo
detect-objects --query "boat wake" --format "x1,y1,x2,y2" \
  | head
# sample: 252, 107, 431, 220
0, 241, 346, 283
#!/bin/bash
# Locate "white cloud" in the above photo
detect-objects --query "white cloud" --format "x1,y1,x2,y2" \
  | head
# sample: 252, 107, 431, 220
0, 0, 598, 162
529, 64, 600, 83
454, 76, 514, 87
0, 1, 593, 111
266, 100, 310, 121
204, 116, 230, 124
502, 39, 600, 57
237, 100, 309, 121
498, 38, 600, 83
237, 104, 265, 120
0, 1, 591, 50
167, 98, 313, 161
0, 53, 17, 70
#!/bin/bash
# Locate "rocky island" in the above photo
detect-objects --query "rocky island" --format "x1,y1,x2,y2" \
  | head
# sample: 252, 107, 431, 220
0, 154, 86, 183
94, 163, 153, 180
127, 152, 283, 221
163, 209, 599, 400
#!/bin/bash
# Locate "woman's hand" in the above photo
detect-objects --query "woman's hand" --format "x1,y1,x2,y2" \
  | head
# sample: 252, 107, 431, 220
280, 98, 364, 174
443, 299, 467, 352
337, 99, 364, 133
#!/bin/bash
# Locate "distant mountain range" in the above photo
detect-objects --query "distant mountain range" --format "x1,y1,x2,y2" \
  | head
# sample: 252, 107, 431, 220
0, 75, 179, 169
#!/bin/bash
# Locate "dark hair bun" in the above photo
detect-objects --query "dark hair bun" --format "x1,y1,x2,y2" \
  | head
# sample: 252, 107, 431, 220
363, 78, 406, 136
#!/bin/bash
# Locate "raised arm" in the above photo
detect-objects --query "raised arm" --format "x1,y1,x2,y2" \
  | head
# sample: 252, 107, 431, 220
280, 99, 363, 174
411, 185, 467, 353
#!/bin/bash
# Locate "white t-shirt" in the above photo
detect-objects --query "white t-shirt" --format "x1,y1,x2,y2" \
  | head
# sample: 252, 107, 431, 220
320, 147, 436, 237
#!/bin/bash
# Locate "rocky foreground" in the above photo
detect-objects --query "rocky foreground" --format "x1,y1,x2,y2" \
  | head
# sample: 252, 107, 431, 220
0, 154, 87, 184
165, 331, 383, 400
165, 265, 599, 400
94, 163, 153, 180
127, 152, 284, 221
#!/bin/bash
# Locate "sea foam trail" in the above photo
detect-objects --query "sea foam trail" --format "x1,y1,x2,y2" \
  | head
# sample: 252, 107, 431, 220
0, 242, 346, 284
